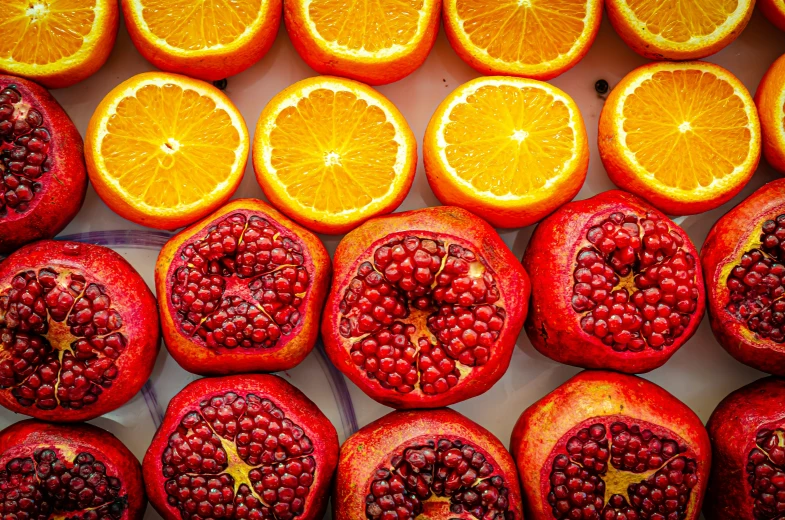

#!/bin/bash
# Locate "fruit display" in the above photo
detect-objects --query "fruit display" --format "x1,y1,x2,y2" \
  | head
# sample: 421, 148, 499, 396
252, 75, 417, 234
143, 374, 339, 520
756, 53, 785, 174
85, 72, 249, 230
599, 61, 761, 215
322, 206, 530, 408
0, 419, 146, 520
155, 198, 331, 375
701, 179, 785, 375
511, 370, 711, 520
523, 190, 705, 373
335, 408, 523, 519
0, 240, 160, 421
705, 377, 785, 520
442, 0, 603, 79
122, 0, 282, 81
0, 75, 87, 254
285, 0, 441, 85
761, 0, 785, 32
424, 76, 589, 229
0, 0, 119, 88
605, 0, 754, 60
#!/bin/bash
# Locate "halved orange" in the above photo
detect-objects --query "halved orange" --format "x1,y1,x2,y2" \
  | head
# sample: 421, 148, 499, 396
424, 77, 588, 228
599, 61, 761, 216
756, 53, 785, 174
121, 0, 281, 81
85, 72, 249, 230
606, 0, 755, 60
0, 0, 118, 88
761, 0, 785, 32
285, 0, 440, 85
253, 76, 417, 234
442, 0, 603, 80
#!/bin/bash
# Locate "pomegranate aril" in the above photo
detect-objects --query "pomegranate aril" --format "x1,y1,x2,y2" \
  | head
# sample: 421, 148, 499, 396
351, 323, 417, 394
748, 428, 785, 519
427, 305, 504, 367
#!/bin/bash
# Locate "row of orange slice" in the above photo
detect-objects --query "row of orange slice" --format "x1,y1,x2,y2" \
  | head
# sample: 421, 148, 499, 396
2, 0, 782, 88
82, 55, 778, 236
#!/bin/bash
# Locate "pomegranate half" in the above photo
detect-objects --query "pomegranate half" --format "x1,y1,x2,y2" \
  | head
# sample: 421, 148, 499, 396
523, 190, 705, 373
335, 408, 523, 519
0, 419, 146, 520
0, 75, 87, 254
701, 179, 785, 375
322, 206, 531, 408
511, 370, 711, 520
143, 374, 339, 520
156, 198, 331, 375
705, 377, 785, 520
0, 240, 160, 421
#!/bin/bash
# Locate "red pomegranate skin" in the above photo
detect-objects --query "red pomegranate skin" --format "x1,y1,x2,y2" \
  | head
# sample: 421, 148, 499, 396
0, 75, 87, 254
523, 190, 705, 374
701, 179, 785, 375
155, 198, 331, 375
0, 419, 146, 520
322, 206, 531, 408
511, 370, 711, 520
143, 374, 339, 520
0, 240, 160, 421
705, 377, 785, 520
335, 408, 524, 520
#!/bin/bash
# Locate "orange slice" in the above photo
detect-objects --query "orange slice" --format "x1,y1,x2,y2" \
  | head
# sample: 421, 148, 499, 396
599, 61, 760, 216
121, 0, 281, 81
442, 0, 603, 80
756, 53, 785, 174
0, 0, 118, 88
424, 77, 588, 228
285, 0, 440, 85
606, 0, 755, 60
761, 0, 785, 32
252, 76, 417, 234
85, 72, 249, 230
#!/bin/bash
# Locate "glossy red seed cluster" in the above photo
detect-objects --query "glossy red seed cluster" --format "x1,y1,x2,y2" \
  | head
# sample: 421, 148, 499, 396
365, 438, 514, 520
549, 422, 698, 520
0, 448, 127, 519
571, 212, 700, 352
162, 391, 315, 520
0, 85, 51, 216
340, 236, 504, 396
726, 214, 785, 343
747, 428, 785, 519
0, 267, 126, 411
171, 213, 310, 351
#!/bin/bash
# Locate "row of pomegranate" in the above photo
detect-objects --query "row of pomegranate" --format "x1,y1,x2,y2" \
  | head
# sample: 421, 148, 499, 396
1, 370, 782, 520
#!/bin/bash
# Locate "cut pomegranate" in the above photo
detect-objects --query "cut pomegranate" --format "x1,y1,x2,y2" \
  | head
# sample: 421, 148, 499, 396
334, 408, 523, 520
702, 179, 785, 375
0, 75, 87, 254
523, 190, 705, 374
143, 374, 339, 520
512, 370, 710, 520
0, 240, 159, 421
706, 377, 785, 520
0, 419, 146, 520
322, 206, 530, 408
156, 199, 331, 375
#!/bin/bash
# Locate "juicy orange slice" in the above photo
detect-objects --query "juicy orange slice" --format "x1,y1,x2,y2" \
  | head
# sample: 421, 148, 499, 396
0, 0, 118, 88
760, 0, 785, 33
599, 61, 760, 216
424, 77, 588, 228
606, 0, 754, 59
122, 0, 281, 81
284, 0, 441, 85
85, 72, 249, 230
253, 76, 417, 234
442, 0, 603, 79
756, 53, 785, 174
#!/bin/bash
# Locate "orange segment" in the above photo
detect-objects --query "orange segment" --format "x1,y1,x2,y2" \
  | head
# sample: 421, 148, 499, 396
599, 62, 760, 215
442, 0, 603, 79
424, 77, 588, 228
755, 53, 785, 174
86, 72, 249, 229
253, 76, 416, 234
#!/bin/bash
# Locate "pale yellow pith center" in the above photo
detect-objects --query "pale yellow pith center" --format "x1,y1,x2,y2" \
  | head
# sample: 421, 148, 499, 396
46, 319, 77, 353
518, 0, 532, 7
511, 129, 529, 142
678, 121, 692, 133
161, 138, 181, 154
218, 436, 261, 497
324, 151, 342, 167
603, 465, 663, 500
25, 1, 50, 23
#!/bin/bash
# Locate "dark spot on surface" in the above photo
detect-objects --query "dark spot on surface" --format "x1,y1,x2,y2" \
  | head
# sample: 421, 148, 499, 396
212, 78, 228, 90
595, 79, 609, 94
